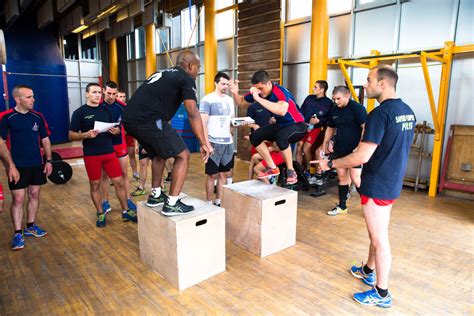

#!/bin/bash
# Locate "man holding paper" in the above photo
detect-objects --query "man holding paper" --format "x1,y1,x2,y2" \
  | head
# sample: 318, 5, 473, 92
69, 83, 136, 227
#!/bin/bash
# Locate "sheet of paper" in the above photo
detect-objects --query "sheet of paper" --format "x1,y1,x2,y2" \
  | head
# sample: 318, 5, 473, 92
231, 116, 255, 127
93, 121, 119, 133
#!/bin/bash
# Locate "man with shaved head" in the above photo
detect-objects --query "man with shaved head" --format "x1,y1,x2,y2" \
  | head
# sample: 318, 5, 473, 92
123, 50, 212, 216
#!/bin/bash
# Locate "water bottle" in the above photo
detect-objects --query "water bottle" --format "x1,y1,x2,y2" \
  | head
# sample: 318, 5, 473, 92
308, 114, 317, 131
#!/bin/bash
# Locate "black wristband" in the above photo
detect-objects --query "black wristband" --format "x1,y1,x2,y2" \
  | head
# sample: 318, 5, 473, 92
327, 160, 333, 168
46, 159, 52, 163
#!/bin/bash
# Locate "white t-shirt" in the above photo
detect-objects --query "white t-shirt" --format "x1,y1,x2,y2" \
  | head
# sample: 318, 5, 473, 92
199, 92, 235, 144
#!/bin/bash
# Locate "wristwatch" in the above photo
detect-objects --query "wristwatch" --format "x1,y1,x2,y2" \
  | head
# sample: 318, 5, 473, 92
327, 160, 333, 168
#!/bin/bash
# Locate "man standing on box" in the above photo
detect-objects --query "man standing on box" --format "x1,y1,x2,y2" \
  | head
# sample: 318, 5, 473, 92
318, 65, 416, 308
230, 70, 307, 185
123, 50, 212, 216
199, 72, 235, 207
0, 85, 52, 250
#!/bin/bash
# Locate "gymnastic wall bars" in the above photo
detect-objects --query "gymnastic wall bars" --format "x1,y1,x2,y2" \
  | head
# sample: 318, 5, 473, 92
327, 41, 474, 197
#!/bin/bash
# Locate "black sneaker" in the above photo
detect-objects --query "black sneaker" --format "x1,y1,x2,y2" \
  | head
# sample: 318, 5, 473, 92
161, 199, 194, 216
146, 192, 168, 207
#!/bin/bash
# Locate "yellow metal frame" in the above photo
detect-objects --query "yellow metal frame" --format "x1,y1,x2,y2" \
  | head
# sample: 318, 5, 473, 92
328, 42, 474, 197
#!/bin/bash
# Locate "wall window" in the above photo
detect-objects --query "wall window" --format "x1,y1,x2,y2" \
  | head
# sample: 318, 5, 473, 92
156, 27, 170, 53
356, 0, 396, 8
328, 0, 352, 15
171, 15, 181, 49
127, 32, 136, 60
217, 9, 234, 39
81, 35, 97, 60
287, 0, 312, 21
181, 5, 197, 47
134, 27, 145, 59
64, 33, 79, 60
216, 0, 234, 10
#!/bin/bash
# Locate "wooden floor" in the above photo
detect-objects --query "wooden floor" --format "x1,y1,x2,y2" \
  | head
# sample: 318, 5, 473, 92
0, 152, 472, 315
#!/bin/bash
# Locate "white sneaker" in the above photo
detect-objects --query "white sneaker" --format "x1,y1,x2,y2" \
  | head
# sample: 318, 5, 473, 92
309, 176, 323, 186
327, 205, 348, 216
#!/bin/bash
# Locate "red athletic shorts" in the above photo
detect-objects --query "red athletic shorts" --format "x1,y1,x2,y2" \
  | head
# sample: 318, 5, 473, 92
0, 183, 3, 201
125, 135, 135, 148
360, 194, 396, 206
250, 144, 284, 168
302, 127, 321, 145
113, 144, 128, 158
84, 153, 123, 181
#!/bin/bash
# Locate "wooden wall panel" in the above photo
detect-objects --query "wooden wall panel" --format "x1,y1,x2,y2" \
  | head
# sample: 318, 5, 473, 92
236, 0, 283, 161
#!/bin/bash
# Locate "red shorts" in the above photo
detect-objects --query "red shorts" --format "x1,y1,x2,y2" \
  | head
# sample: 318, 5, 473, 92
113, 144, 128, 158
125, 135, 135, 148
0, 183, 3, 201
251, 143, 284, 167
302, 127, 321, 145
84, 153, 123, 181
360, 194, 396, 206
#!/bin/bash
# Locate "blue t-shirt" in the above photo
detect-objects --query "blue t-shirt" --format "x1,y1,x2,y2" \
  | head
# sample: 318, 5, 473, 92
327, 100, 367, 155
246, 102, 272, 129
101, 101, 124, 145
300, 95, 333, 128
360, 98, 416, 199
243, 83, 304, 126
69, 104, 115, 157
0, 109, 49, 167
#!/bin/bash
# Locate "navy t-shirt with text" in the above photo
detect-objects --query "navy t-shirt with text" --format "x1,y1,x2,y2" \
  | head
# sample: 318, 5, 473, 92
360, 98, 416, 199
327, 100, 367, 155
69, 104, 115, 156
101, 100, 124, 145
0, 109, 49, 167
300, 95, 333, 128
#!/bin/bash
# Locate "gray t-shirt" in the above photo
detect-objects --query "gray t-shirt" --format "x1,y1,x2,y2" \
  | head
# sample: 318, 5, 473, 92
199, 92, 235, 144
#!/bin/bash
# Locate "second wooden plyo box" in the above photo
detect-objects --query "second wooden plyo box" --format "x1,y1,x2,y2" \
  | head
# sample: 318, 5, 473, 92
222, 180, 298, 257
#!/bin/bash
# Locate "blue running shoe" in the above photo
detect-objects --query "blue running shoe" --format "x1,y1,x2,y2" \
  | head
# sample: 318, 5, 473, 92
96, 212, 107, 228
351, 263, 376, 286
122, 209, 137, 222
353, 287, 392, 308
24, 224, 47, 237
127, 198, 137, 211
11, 233, 25, 250
102, 201, 112, 214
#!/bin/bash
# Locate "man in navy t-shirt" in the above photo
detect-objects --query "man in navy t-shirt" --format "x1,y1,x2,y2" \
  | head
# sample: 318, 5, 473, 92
230, 70, 307, 185
323, 85, 367, 216
295, 80, 332, 175
69, 83, 136, 228
99, 81, 136, 216
318, 65, 416, 308
0, 85, 53, 250
246, 102, 272, 132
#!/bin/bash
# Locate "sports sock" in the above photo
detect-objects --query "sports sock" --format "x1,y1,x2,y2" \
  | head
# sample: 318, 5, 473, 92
151, 187, 161, 197
338, 185, 349, 209
15, 230, 22, 235
168, 195, 179, 206
226, 177, 233, 185
214, 198, 221, 205
363, 264, 374, 275
376, 286, 388, 298
26, 222, 34, 228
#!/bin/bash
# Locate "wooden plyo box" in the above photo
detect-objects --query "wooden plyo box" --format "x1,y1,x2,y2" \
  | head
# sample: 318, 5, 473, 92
137, 197, 226, 290
222, 180, 298, 257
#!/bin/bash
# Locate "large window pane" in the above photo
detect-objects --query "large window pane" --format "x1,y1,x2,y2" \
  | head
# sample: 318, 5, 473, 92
328, 0, 352, 15
81, 35, 97, 60
216, 0, 233, 10
288, 0, 312, 21
356, 0, 395, 8
217, 9, 234, 39
156, 27, 170, 53
171, 15, 181, 49
64, 33, 78, 60
181, 5, 197, 47
134, 27, 145, 59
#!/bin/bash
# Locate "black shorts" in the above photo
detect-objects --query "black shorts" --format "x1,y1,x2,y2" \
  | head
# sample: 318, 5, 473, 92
138, 144, 155, 160
124, 120, 187, 160
250, 122, 307, 150
333, 151, 362, 169
9, 165, 47, 190
205, 143, 234, 175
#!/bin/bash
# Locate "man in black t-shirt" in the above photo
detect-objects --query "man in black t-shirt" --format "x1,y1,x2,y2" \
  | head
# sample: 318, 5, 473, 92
318, 65, 415, 308
123, 50, 212, 216
322, 86, 367, 216
69, 83, 136, 228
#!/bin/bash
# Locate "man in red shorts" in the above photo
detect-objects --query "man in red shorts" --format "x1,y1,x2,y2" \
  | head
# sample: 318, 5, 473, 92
69, 83, 136, 227
99, 81, 136, 215
295, 80, 332, 175
317, 65, 416, 308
